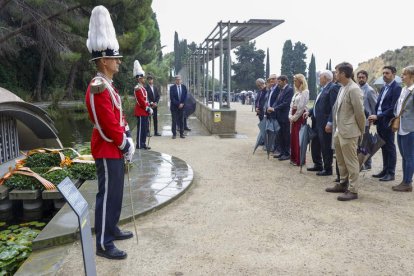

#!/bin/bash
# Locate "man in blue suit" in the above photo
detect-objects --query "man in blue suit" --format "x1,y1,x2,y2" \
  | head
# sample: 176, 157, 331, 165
368, 66, 402, 181
273, 75, 293, 161
304, 70, 340, 175
169, 75, 187, 139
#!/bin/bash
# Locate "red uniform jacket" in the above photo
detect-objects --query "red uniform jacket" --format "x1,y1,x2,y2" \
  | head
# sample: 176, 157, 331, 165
134, 84, 150, 117
85, 77, 128, 159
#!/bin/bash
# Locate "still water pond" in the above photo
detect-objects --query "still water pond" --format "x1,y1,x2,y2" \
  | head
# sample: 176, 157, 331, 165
49, 103, 135, 147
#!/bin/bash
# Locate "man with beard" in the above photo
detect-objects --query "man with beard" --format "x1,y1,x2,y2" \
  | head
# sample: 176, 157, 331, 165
368, 66, 402, 181
357, 70, 377, 171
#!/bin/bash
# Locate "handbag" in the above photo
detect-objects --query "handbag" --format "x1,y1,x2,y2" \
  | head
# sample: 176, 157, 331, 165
388, 92, 413, 132
389, 116, 400, 132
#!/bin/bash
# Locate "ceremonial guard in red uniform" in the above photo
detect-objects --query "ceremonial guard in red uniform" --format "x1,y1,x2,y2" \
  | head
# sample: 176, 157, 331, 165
133, 60, 153, 149
85, 5, 135, 260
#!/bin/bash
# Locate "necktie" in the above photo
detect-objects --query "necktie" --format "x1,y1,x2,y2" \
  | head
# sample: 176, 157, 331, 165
178, 85, 181, 99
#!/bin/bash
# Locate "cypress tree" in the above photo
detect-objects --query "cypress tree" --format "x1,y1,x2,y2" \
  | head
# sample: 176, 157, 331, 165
281, 40, 293, 77
308, 54, 317, 100
174, 31, 180, 75
266, 48, 270, 79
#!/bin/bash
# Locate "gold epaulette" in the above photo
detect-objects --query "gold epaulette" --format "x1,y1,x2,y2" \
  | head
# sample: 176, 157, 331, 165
90, 77, 108, 94
134, 83, 144, 91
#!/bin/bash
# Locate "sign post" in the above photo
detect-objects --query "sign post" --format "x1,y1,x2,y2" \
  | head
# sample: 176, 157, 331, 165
57, 177, 96, 276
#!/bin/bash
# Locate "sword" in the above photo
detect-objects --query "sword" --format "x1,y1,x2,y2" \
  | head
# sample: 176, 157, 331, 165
126, 161, 139, 244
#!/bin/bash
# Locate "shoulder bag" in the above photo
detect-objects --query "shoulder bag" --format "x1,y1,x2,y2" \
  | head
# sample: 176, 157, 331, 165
389, 91, 413, 132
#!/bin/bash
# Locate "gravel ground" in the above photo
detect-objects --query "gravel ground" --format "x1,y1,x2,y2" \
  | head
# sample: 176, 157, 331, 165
58, 102, 414, 276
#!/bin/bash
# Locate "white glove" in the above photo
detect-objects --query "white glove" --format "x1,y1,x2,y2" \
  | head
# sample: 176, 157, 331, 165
146, 106, 154, 115
125, 137, 135, 162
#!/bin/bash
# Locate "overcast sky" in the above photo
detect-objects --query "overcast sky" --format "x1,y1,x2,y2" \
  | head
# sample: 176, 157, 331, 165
152, 0, 414, 74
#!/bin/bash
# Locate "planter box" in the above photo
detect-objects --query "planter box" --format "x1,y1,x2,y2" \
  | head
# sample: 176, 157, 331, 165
9, 189, 41, 200
0, 185, 10, 200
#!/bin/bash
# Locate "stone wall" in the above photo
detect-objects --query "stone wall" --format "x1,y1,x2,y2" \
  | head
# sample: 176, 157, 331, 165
194, 100, 236, 134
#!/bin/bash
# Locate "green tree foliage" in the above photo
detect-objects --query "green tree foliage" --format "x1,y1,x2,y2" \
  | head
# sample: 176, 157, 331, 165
266, 48, 270, 79
232, 41, 265, 91
292, 41, 307, 81
174, 31, 180, 75
0, 0, 162, 101
281, 40, 308, 84
308, 54, 317, 100
281, 40, 294, 78
326, 59, 332, 70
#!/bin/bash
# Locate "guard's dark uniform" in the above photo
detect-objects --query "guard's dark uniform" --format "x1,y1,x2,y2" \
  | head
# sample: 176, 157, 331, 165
85, 73, 130, 251
134, 83, 150, 148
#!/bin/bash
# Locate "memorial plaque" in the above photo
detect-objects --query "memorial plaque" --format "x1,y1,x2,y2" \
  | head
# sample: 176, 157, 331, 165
58, 177, 96, 276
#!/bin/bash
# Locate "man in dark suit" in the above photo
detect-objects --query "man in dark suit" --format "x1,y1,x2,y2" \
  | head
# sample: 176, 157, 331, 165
368, 66, 402, 181
145, 74, 161, 136
304, 70, 339, 176
169, 75, 187, 139
273, 75, 293, 161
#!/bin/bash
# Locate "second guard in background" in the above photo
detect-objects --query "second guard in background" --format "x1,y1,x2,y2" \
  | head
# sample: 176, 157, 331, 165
133, 60, 153, 150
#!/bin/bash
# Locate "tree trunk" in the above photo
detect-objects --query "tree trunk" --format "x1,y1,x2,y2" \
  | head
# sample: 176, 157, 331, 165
34, 49, 46, 101
0, 4, 82, 44
65, 61, 79, 100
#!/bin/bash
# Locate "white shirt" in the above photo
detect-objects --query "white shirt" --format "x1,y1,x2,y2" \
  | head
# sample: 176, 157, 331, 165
378, 80, 395, 114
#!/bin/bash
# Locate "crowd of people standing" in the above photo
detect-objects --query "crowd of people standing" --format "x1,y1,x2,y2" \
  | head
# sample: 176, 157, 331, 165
254, 62, 414, 201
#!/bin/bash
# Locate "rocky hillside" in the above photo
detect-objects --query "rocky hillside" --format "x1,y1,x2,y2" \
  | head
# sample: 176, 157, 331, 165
356, 46, 414, 84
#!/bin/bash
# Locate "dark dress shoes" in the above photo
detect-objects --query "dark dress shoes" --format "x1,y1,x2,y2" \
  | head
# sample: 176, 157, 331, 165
307, 166, 323, 172
337, 191, 358, 201
278, 155, 290, 161
142, 146, 151, 150
114, 230, 133, 240
379, 174, 395, 181
325, 182, 348, 193
180, 135, 186, 138
96, 247, 127, 260
392, 183, 413, 192
372, 171, 386, 178
273, 154, 282, 158
172, 135, 176, 139
316, 170, 333, 176
154, 133, 161, 136
184, 127, 191, 131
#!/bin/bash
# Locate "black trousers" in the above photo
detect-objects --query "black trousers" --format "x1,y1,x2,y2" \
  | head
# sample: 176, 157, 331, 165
95, 158, 124, 251
136, 116, 148, 148
171, 108, 184, 136
311, 125, 333, 171
278, 120, 290, 156
377, 118, 396, 175
152, 107, 158, 134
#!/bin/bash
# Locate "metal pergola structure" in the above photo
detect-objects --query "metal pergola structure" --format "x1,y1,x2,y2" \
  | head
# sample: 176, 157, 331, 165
181, 19, 284, 109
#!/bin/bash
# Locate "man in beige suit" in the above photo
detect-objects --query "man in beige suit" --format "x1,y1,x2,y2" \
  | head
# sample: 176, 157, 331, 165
325, 62, 365, 201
